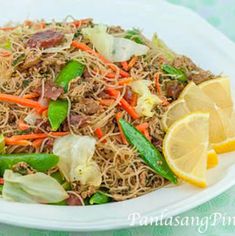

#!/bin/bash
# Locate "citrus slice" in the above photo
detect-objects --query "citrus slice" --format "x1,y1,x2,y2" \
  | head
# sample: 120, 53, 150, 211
179, 81, 227, 144
207, 148, 218, 169
212, 138, 235, 154
198, 77, 233, 116
163, 113, 209, 187
161, 99, 190, 131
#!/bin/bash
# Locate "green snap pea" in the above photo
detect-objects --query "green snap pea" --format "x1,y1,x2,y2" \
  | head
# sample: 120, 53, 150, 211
89, 192, 110, 205
0, 153, 59, 176
55, 60, 85, 92
119, 119, 178, 184
48, 99, 68, 131
162, 64, 187, 83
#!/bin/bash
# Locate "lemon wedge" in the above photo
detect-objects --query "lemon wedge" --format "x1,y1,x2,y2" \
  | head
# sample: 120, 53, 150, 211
198, 77, 233, 116
163, 113, 209, 187
199, 78, 235, 153
179, 82, 227, 144
161, 99, 190, 131
207, 148, 219, 169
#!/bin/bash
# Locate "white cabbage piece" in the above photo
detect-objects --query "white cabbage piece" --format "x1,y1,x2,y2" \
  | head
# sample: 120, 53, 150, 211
82, 25, 149, 62
2, 170, 68, 203
131, 80, 161, 117
53, 135, 102, 187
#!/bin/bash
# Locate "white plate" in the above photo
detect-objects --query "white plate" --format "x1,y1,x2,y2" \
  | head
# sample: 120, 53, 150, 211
1, 0, 235, 232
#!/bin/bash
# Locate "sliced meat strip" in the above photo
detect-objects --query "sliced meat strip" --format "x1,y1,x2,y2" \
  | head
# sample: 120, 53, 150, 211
70, 114, 88, 126
165, 81, 184, 100
43, 81, 64, 101
81, 98, 100, 115
27, 30, 64, 49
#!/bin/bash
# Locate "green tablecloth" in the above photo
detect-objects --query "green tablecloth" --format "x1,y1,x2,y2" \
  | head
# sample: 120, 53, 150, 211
2, 0, 235, 235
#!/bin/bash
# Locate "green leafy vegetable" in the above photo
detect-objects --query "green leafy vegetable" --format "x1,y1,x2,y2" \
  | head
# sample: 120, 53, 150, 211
48, 99, 68, 131
55, 60, 85, 92
12, 54, 26, 67
0, 39, 11, 50
0, 153, 59, 176
119, 119, 178, 184
125, 29, 144, 44
89, 192, 110, 205
162, 64, 187, 83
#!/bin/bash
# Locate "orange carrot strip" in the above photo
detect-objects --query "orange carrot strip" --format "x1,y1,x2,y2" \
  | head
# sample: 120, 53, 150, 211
0, 93, 46, 111
5, 139, 32, 146
0, 50, 12, 57
0, 27, 16, 31
99, 99, 115, 106
136, 123, 149, 132
18, 119, 30, 131
95, 128, 106, 143
121, 61, 129, 71
116, 112, 128, 144
136, 123, 151, 141
5, 132, 69, 142
118, 77, 133, 86
0, 178, 4, 185
130, 93, 138, 107
71, 41, 129, 78
155, 72, 162, 95
143, 129, 151, 141
107, 89, 139, 119
23, 92, 40, 99
40, 21, 46, 29
32, 138, 45, 148
72, 18, 92, 27
106, 88, 139, 120
95, 128, 103, 139
128, 56, 138, 69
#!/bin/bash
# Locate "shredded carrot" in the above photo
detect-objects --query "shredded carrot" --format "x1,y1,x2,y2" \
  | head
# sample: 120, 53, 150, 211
32, 138, 45, 149
136, 123, 149, 132
5, 139, 32, 146
118, 77, 133, 86
0, 93, 46, 113
128, 56, 138, 70
71, 41, 129, 78
99, 99, 115, 106
41, 108, 48, 118
40, 21, 46, 29
94, 128, 106, 143
0, 27, 16, 31
0, 50, 11, 57
5, 132, 69, 142
23, 92, 40, 99
18, 119, 29, 131
72, 18, 92, 28
24, 20, 33, 27
116, 112, 128, 144
136, 123, 151, 141
120, 61, 129, 71
106, 88, 139, 120
0, 178, 4, 185
130, 93, 138, 107
105, 72, 117, 78
154, 72, 162, 95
